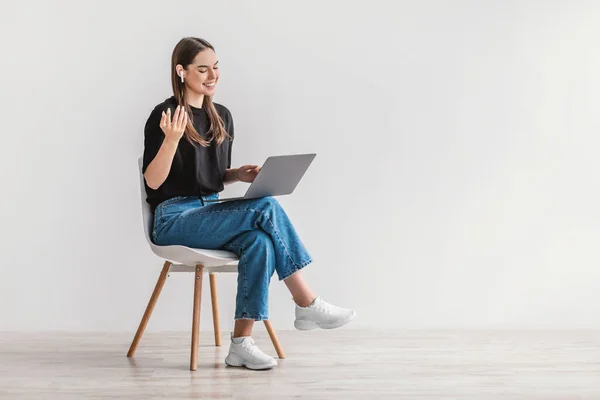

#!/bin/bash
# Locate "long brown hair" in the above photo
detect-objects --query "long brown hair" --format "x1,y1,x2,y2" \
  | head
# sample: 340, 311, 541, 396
171, 37, 230, 146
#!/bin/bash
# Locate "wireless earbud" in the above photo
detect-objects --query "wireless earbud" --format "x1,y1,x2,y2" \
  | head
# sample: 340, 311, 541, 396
179, 71, 184, 83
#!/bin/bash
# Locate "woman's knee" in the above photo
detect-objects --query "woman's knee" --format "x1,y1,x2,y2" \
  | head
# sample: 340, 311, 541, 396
253, 196, 281, 211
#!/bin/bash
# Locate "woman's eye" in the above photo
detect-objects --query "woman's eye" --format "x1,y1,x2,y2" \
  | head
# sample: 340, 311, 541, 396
199, 70, 207, 73
214, 66, 219, 69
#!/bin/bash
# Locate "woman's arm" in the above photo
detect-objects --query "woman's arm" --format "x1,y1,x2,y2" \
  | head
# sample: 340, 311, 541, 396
223, 168, 240, 186
223, 165, 260, 186
144, 138, 179, 189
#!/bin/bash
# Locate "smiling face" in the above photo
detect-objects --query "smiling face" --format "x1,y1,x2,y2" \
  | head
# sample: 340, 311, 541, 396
177, 49, 220, 97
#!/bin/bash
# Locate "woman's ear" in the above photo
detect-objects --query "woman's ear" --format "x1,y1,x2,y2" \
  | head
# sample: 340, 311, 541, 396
176, 64, 184, 78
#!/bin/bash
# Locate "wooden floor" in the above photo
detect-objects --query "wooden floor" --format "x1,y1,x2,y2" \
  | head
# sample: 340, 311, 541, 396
1, 330, 599, 399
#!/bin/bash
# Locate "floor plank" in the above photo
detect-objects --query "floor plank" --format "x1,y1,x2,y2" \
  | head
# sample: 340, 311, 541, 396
1, 330, 599, 399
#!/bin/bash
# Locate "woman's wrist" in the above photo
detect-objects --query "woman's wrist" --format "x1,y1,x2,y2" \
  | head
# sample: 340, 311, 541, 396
225, 168, 240, 183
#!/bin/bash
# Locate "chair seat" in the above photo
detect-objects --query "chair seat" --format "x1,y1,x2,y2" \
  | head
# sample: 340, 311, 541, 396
149, 242, 239, 267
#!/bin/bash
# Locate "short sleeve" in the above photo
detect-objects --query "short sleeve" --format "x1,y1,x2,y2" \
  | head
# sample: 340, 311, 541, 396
142, 107, 165, 174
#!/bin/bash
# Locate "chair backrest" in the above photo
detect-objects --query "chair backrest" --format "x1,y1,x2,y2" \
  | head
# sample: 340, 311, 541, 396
138, 157, 154, 245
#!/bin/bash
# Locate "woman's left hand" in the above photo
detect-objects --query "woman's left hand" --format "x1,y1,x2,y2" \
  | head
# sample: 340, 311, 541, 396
237, 165, 261, 183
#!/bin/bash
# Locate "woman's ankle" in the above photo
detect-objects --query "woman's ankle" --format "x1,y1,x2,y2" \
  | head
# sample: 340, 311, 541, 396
293, 295, 317, 308
233, 319, 255, 337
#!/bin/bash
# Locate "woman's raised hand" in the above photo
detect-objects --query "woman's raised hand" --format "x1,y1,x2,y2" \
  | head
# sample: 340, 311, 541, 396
160, 105, 188, 143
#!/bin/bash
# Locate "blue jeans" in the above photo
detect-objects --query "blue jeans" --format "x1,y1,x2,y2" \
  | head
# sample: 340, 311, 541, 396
151, 194, 313, 321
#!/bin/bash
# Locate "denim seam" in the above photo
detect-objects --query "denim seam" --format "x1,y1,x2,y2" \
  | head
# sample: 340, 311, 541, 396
234, 314, 269, 321
240, 246, 248, 317
259, 210, 301, 267
278, 257, 313, 281
173, 207, 305, 269
224, 243, 270, 321
223, 243, 249, 317
156, 196, 192, 208
152, 215, 171, 242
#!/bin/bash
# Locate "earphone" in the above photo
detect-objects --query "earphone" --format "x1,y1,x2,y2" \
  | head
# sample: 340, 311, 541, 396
179, 71, 184, 83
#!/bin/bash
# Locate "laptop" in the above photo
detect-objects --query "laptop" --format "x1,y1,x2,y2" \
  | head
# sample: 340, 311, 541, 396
204, 153, 317, 203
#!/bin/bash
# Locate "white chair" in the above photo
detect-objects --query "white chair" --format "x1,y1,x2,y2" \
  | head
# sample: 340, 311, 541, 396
127, 157, 285, 370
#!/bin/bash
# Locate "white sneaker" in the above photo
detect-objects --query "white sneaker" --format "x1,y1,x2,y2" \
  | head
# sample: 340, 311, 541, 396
294, 296, 356, 330
224, 335, 278, 370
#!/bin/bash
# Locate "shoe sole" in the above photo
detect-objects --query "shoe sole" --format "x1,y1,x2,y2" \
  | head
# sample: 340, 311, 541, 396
224, 354, 277, 370
294, 311, 356, 331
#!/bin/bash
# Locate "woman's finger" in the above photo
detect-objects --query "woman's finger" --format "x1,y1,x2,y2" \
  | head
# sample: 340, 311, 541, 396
180, 111, 188, 131
177, 106, 183, 126
166, 108, 172, 128
160, 111, 166, 128
173, 106, 181, 127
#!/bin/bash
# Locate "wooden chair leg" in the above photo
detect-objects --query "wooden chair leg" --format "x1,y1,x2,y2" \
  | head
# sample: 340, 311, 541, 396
263, 320, 285, 359
209, 273, 221, 347
127, 261, 171, 357
190, 264, 204, 371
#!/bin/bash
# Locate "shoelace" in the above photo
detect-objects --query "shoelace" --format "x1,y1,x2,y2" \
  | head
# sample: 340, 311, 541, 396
241, 339, 258, 356
312, 299, 335, 315
313, 305, 329, 313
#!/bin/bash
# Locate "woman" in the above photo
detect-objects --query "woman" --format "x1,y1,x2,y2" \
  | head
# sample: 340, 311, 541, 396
143, 37, 355, 370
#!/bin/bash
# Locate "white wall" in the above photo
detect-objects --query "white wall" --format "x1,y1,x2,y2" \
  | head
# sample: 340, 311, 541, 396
1, 0, 599, 331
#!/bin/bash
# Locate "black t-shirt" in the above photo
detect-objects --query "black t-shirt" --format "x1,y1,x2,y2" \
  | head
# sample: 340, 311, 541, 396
142, 96, 234, 211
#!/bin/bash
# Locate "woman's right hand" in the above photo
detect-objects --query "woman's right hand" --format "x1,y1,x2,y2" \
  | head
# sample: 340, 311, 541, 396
160, 105, 188, 143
